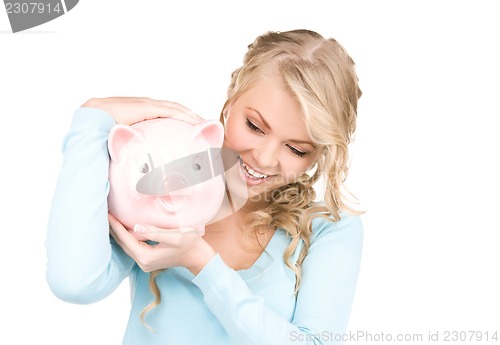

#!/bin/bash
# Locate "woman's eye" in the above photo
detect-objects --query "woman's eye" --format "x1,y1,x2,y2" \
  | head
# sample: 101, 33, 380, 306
287, 145, 308, 157
246, 119, 263, 134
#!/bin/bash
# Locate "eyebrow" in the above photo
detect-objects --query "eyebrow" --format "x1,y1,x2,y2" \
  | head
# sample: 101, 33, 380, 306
246, 107, 317, 148
247, 107, 272, 131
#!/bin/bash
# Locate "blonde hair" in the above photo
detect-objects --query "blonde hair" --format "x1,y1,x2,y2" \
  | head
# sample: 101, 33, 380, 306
221, 29, 363, 292
142, 29, 362, 328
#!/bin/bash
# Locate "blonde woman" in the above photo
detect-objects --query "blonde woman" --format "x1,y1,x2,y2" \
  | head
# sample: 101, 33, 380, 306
46, 29, 364, 344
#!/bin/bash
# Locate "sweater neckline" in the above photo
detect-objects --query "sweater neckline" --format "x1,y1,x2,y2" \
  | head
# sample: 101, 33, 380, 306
236, 228, 286, 282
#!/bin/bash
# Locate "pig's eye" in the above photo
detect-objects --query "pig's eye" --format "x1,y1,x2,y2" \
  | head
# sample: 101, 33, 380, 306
192, 156, 202, 171
138, 162, 150, 174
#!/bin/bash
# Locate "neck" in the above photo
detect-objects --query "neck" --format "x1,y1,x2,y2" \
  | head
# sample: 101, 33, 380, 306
205, 194, 272, 233
204, 203, 275, 265
206, 205, 248, 234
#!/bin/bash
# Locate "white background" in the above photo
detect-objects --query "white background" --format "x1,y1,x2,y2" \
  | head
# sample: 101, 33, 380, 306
1, 1, 499, 344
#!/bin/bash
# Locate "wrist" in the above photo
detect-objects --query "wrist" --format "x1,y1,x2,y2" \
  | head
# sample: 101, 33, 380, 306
187, 238, 216, 276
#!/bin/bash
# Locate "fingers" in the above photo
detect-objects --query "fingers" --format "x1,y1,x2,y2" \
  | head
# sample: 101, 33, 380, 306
144, 103, 204, 125
155, 99, 201, 118
133, 224, 198, 244
108, 216, 207, 272
127, 98, 202, 125
108, 213, 126, 236
84, 97, 205, 126
108, 214, 141, 253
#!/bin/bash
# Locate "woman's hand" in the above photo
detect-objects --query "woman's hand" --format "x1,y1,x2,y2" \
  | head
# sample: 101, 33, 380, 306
82, 97, 204, 125
108, 214, 216, 275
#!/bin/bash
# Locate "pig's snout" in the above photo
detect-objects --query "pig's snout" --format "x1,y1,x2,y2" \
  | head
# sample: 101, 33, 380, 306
157, 174, 192, 213
136, 168, 192, 196
162, 174, 191, 195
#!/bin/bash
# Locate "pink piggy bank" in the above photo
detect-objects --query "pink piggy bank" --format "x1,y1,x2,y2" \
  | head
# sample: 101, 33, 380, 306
107, 118, 227, 240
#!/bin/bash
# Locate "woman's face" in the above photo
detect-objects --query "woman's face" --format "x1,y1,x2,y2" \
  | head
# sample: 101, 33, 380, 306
223, 77, 320, 200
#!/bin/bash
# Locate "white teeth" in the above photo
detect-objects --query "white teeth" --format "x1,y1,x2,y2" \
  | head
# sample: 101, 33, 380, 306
241, 159, 269, 179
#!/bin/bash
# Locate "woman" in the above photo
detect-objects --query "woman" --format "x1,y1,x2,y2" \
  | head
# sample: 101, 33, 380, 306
46, 29, 364, 344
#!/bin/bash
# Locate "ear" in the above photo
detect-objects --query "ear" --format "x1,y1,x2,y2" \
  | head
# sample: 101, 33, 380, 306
108, 125, 145, 162
191, 120, 224, 148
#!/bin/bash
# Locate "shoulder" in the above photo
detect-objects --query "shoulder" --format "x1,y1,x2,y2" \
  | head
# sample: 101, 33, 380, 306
309, 211, 363, 246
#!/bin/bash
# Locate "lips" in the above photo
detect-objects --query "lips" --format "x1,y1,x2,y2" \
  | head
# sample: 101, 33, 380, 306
239, 158, 276, 185
241, 159, 270, 179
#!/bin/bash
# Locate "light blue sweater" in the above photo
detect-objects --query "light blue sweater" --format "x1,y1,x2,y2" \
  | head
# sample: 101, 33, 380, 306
45, 108, 364, 345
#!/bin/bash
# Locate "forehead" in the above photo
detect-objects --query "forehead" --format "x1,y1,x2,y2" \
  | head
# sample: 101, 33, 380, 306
236, 77, 302, 119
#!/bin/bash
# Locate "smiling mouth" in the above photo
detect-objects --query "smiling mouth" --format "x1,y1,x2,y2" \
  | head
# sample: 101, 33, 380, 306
240, 158, 275, 180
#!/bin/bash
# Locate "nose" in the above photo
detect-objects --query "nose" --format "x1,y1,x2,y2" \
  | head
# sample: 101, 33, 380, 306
163, 173, 191, 195
137, 169, 193, 196
253, 140, 279, 170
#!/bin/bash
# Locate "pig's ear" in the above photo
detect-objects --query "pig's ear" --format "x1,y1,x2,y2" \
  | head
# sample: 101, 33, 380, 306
108, 125, 145, 162
191, 120, 224, 148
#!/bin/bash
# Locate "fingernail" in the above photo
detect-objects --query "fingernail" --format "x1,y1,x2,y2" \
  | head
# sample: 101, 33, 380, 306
134, 224, 147, 234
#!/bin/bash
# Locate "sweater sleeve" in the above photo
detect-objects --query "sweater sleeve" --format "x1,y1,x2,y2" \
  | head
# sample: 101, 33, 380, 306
45, 107, 135, 304
192, 215, 364, 345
